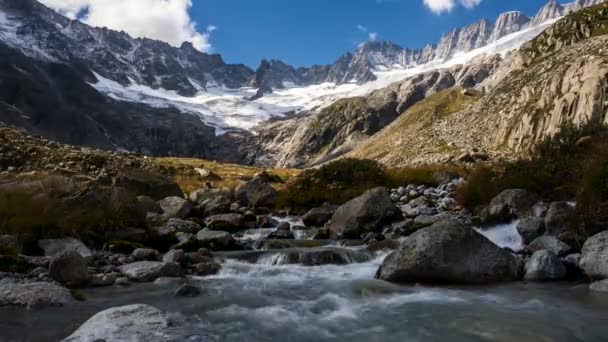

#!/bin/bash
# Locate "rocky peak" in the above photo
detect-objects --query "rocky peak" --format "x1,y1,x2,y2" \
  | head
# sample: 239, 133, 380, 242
492, 11, 531, 41
456, 19, 494, 52
531, 0, 565, 26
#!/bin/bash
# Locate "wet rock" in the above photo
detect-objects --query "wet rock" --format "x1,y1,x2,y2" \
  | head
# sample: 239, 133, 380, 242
517, 217, 546, 245
114, 277, 131, 287
328, 187, 402, 239
156, 218, 201, 236
258, 215, 279, 228
0, 235, 19, 256
49, 251, 90, 287
90, 273, 118, 287
175, 284, 201, 297
162, 250, 186, 265
261, 247, 371, 266
524, 250, 566, 281
481, 189, 538, 224
377, 220, 522, 284
118, 261, 183, 282
544, 202, 577, 236
132, 248, 159, 261
267, 222, 294, 239
235, 172, 278, 208
590, 279, 608, 292
205, 214, 245, 232
301, 203, 338, 227
367, 239, 400, 253
196, 230, 237, 251
562, 253, 583, 279
258, 239, 330, 250
158, 196, 193, 219
580, 230, 608, 280
193, 261, 221, 276
0, 280, 74, 309
528, 236, 572, 256
63, 304, 173, 341
38, 238, 92, 261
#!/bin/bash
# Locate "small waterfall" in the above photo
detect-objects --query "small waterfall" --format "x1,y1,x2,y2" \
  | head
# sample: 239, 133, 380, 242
475, 221, 523, 252
255, 247, 372, 266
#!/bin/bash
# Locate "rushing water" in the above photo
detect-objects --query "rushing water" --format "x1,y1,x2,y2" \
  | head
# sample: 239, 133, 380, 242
2, 248, 608, 341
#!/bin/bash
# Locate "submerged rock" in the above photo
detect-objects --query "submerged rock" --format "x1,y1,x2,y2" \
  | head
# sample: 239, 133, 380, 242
119, 261, 183, 282
377, 220, 522, 284
327, 187, 402, 239
63, 304, 177, 342
0, 280, 74, 309
524, 250, 566, 281
580, 230, 608, 280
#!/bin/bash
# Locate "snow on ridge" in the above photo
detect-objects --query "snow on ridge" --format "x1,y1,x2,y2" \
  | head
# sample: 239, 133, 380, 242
90, 19, 556, 135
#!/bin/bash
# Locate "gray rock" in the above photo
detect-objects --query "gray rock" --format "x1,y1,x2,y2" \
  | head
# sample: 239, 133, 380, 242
544, 202, 577, 236
114, 277, 131, 287
481, 189, 538, 223
196, 230, 236, 250
517, 217, 546, 244
132, 248, 159, 261
235, 172, 278, 208
162, 250, 186, 264
203, 196, 232, 216
63, 304, 173, 342
193, 261, 221, 276
590, 279, 608, 292
528, 236, 572, 256
189, 187, 233, 205
174, 284, 201, 297
580, 230, 608, 280
118, 262, 183, 282
158, 196, 193, 219
90, 273, 118, 287
376, 220, 522, 284
136, 195, 163, 214
37, 238, 92, 261
301, 203, 338, 227
0, 280, 74, 309
156, 218, 201, 236
49, 251, 90, 287
524, 250, 567, 281
327, 188, 402, 239
413, 212, 455, 229
205, 213, 245, 232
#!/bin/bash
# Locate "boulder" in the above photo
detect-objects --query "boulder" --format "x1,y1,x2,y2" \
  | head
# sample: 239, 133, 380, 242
481, 189, 538, 224
136, 195, 163, 214
234, 172, 278, 208
562, 253, 583, 279
524, 250, 567, 281
113, 169, 182, 200
205, 214, 245, 232
376, 220, 522, 284
193, 261, 222, 276
544, 202, 577, 236
49, 251, 90, 287
155, 218, 201, 236
189, 187, 233, 205
158, 197, 193, 219
196, 230, 237, 251
528, 236, 572, 256
162, 249, 186, 265
0, 280, 74, 309
118, 261, 183, 282
590, 279, 608, 292
327, 188, 402, 239
63, 304, 174, 342
0, 235, 19, 256
37, 238, 92, 261
517, 217, 546, 245
132, 248, 159, 261
267, 222, 294, 239
580, 230, 608, 280
301, 204, 338, 227
175, 284, 201, 297
203, 196, 232, 216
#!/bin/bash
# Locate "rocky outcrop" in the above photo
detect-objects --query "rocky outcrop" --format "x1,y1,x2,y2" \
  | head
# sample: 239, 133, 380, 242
376, 220, 522, 284
118, 261, 183, 282
580, 230, 608, 279
492, 11, 531, 41
327, 188, 402, 239
0, 279, 74, 309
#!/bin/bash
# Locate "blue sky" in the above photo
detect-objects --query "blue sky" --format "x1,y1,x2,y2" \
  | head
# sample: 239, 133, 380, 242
191, 0, 555, 68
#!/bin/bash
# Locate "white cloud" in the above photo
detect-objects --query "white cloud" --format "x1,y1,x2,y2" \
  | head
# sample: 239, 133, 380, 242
368, 32, 378, 41
39, 0, 214, 52
423, 0, 483, 14
356, 24, 368, 33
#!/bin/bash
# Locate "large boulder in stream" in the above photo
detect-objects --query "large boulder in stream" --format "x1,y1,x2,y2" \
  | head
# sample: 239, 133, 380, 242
37, 238, 92, 261
302, 203, 338, 227
118, 261, 183, 282
480, 189, 538, 224
63, 304, 182, 342
49, 251, 90, 287
235, 172, 278, 208
580, 230, 608, 280
544, 202, 577, 237
376, 220, 522, 284
327, 188, 402, 239
524, 250, 566, 281
0, 279, 74, 309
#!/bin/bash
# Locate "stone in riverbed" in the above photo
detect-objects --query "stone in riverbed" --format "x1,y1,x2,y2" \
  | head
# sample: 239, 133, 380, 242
235, 171, 278, 208
158, 196, 193, 219
155, 218, 201, 236
0, 280, 74, 309
193, 261, 221, 276
63, 304, 175, 342
580, 230, 608, 280
327, 187, 402, 239
516, 217, 545, 245
174, 284, 202, 297
590, 279, 608, 292
163, 249, 186, 265
524, 250, 566, 281
118, 261, 183, 282
544, 202, 577, 236
49, 251, 90, 287
132, 248, 160, 261
301, 203, 338, 227
205, 214, 245, 232
376, 220, 522, 284
37, 237, 92, 261
528, 236, 572, 256
197, 230, 237, 250
480, 189, 538, 224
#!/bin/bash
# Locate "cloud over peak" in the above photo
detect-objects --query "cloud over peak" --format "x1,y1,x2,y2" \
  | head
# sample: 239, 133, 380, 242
39, 0, 214, 52
423, 0, 483, 14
